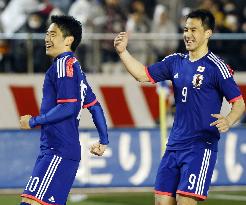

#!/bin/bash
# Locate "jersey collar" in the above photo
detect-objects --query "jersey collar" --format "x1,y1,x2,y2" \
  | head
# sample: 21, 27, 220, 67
187, 50, 211, 63
54, 51, 74, 61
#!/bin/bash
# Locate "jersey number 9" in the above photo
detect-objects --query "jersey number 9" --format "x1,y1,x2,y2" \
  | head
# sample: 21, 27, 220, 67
182, 87, 188, 102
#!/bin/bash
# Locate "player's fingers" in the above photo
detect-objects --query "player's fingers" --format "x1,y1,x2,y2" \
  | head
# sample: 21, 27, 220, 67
216, 120, 225, 126
210, 120, 219, 126
118, 32, 127, 37
116, 35, 126, 41
114, 35, 121, 40
211, 114, 222, 119
90, 144, 98, 151
116, 33, 125, 40
89, 146, 96, 153
114, 39, 122, 45
114, 38, 124, 44
219, 127, 228, 133
215, 123, 222, 128
118, 32, 126, 35
92, 149, 103, 156
218, 123, 229, 132
91, 151, 100, 156
216, 120, 228, 128
90, 147, 100, 156
92, 147, 105, 156
20, 119, 26, 127
98, 148, 105, 156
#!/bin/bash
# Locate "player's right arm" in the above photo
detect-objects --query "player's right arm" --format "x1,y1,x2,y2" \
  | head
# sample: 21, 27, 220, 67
114, 32, 149, 82
115, 32, 174, 83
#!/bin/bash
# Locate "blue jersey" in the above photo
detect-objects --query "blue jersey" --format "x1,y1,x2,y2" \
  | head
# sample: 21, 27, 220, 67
40, 52, 97, 160
146, 51, 242, 151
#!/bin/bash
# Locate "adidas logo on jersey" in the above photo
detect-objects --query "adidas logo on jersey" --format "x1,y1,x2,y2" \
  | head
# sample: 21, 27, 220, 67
48, 196, 55, 203
197, 66, 205, 72
174, 73, 179, 79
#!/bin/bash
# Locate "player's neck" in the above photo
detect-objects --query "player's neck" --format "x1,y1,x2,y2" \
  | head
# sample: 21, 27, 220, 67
189, 46, 208, 62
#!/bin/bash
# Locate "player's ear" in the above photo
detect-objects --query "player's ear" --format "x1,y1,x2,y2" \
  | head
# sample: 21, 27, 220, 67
205, 29, 212, 39
65, 36, 74, 47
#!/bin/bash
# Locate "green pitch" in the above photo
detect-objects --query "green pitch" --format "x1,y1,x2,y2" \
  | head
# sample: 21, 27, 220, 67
0, 191, 246, 205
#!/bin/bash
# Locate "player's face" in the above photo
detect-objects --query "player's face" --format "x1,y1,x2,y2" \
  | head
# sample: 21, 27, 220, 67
45, 23, 72, 58
183, 18, 211, 52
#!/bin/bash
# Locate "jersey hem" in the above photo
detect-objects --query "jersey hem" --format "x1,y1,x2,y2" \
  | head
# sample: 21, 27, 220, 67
176, 190, 207, 201
21, 194, 59, 205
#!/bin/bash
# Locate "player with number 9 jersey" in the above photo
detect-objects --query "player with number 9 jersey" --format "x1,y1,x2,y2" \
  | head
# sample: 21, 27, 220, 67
147, 51, 241, 151
147, 50, 241, 200
114, 9, 245, 205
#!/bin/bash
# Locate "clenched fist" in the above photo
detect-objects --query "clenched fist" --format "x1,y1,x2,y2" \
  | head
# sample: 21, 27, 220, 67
20, 115, 32, 129
90, 142, 107, 156
114, 32, 128, 54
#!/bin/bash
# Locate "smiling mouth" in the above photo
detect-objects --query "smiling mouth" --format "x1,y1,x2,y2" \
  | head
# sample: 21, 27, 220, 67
46, 45, 52, 49
185, 39, 195, 45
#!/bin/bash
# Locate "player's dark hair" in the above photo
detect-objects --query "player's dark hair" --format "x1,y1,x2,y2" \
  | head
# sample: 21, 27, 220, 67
51, 15, 82, 51
186, 9, 215, 31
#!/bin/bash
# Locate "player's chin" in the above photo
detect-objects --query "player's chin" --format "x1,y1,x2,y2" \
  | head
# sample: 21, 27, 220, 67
45, 50, 51, 56
45, 49, 54, 57
185, 44, 194, 51
185, 45, 195, 51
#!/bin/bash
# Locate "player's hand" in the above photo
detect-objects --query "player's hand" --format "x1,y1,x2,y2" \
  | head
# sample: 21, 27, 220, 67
90, 142, 107, 156
210, 114, 231, 133
114, 32, 128, 54
20, 115, 32, 129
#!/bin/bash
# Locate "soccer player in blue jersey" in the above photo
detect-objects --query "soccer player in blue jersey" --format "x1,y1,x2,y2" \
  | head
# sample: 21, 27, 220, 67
19, 15, 109, 205
114, 9, 245, 205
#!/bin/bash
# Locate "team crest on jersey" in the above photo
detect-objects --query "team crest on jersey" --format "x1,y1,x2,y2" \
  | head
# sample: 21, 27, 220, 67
197, 66, 205, 72
66, 57, 77, 77
192, 74, 204, 89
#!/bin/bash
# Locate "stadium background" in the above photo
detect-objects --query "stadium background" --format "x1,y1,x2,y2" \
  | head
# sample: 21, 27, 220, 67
0, 0, 246, 204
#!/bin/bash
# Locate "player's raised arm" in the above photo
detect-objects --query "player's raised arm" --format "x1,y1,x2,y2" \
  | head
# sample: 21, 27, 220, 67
114, 32, 149, 82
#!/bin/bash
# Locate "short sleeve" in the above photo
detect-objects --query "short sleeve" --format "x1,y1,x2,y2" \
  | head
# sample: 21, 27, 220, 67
214, 64, 242, 103
146, 54, 178, 83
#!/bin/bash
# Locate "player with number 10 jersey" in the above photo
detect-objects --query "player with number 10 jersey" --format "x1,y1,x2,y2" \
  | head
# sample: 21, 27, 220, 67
20, 15, 109, 205
37, 51, 101, 161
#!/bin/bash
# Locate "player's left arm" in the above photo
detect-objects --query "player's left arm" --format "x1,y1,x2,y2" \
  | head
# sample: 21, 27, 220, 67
210, 65, 245, 132
83, 84, 109, 156
210, 98, 245, 132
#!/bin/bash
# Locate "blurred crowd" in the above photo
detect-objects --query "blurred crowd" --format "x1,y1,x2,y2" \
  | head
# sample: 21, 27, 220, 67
0, 0, 246, 73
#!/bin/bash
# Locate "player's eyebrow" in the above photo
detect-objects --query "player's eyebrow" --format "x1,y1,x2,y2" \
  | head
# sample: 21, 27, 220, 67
184, 26, 198, 30
46, 30, 57, 34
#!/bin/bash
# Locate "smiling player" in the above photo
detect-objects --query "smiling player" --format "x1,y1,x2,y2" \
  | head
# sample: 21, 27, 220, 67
114, 9, 245, 205
19, 15, 109, 205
